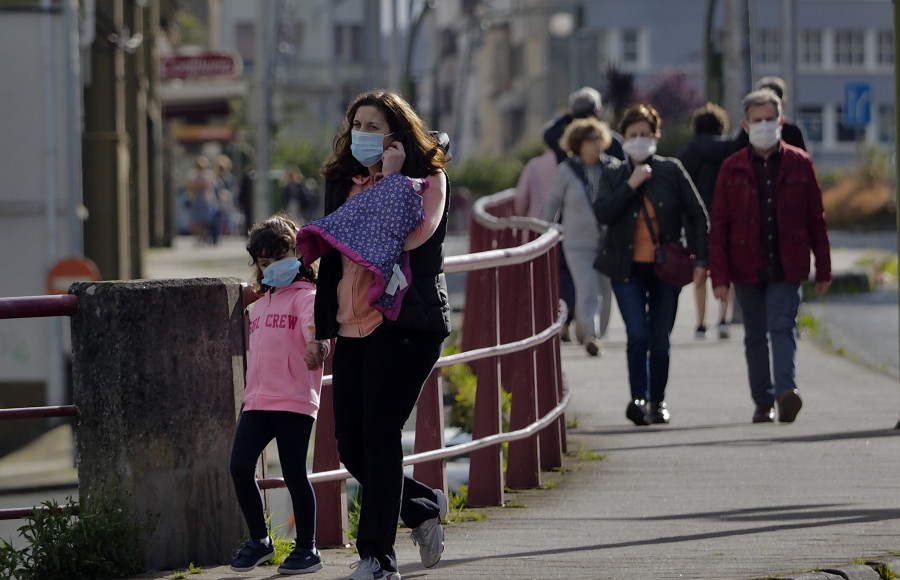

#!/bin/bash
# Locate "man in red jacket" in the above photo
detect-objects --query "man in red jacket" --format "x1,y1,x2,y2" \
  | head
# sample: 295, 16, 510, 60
709, 89, 832, 424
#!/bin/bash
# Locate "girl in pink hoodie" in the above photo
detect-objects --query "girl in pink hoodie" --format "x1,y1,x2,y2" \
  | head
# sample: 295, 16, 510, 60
229, 215, 330, 575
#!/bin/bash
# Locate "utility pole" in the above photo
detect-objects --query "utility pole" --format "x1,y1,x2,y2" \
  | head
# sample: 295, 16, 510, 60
780, 0, 796, 119
892, 0, 900, 430
723, 0, 753, 125
253, 0, 273, 223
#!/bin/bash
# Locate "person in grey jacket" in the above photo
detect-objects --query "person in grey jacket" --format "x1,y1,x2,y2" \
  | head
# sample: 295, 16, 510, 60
593, 104, 709, 426
542, 117, 614, 357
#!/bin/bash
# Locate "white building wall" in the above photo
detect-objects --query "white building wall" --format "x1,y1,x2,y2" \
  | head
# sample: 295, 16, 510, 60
0, 11, 73, 394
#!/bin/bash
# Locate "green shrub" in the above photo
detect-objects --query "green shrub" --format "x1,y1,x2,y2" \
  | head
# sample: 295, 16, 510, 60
441, 343, 511, 434
0, 496, 143, 580
272, 138, 331, 189
447, 154, 523, 198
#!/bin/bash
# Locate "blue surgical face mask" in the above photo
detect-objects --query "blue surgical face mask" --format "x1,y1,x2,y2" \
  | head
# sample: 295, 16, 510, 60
350, 130, 393, 167
261, 256, 302, 288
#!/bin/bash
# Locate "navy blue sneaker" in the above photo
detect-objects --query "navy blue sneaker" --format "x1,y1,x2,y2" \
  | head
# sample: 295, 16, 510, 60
278, 546, 323, 575
230, 537, 275, 572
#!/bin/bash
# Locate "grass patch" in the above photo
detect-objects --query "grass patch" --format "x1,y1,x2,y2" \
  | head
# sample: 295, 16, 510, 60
446, 486, 486, 523
798, 313, 821, 340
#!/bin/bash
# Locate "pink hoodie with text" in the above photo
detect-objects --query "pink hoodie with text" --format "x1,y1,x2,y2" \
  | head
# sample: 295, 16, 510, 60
243, 280, 328, 418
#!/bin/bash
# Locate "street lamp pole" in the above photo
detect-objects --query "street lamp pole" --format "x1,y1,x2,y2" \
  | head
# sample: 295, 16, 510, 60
892, 0, 900, 429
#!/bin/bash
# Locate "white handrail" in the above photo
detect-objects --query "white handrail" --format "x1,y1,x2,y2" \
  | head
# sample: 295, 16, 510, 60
262, 378, 572, 487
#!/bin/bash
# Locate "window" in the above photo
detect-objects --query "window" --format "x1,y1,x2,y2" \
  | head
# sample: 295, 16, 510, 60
756, 29, 780, 65
879, 104, 894, 142
510, 43, 524, 80
596, 29, 610, 65
834, 30, 864, 66
621, 29, 639, 64
878, 30, 893, 66
799, 30, 822, 66
236, 22, 256, 67
334, 24, 363, 61
797, 106, 823, 143
836, 106, 866, 142
440, 28, 456, 57
506, 108, 526, 147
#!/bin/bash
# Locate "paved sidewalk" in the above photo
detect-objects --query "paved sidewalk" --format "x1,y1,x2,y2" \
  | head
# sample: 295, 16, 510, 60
2, 234, 899, 579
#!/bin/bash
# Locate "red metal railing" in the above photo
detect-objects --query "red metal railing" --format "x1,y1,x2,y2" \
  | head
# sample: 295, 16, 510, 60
0, 295, 80, 521
0, 194, 568, 546
253, 188, 568, 544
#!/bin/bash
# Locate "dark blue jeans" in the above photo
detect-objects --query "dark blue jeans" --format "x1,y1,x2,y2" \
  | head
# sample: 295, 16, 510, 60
611, 262, 681, 402
332, 326, 445, 571
734, 281, 802, 405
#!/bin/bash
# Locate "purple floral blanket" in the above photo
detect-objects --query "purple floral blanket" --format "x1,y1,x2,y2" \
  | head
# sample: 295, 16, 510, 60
296, 172, 427, 320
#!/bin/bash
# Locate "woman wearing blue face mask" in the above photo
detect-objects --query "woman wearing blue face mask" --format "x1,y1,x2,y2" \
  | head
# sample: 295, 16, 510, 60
303, 90, 451, 580
592, 104, 710, 426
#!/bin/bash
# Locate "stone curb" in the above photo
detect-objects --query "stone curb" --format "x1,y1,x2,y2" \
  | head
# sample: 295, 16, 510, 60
778, 560, 900, 580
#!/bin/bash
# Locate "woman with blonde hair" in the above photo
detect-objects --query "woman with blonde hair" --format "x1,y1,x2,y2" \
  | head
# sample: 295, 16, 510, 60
542, 117, 614, 357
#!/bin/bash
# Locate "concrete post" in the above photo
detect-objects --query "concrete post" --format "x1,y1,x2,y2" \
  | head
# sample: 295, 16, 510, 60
70, 278, 246, 571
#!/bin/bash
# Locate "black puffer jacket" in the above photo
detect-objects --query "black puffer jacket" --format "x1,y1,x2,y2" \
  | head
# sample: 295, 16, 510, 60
592, 156, 709, 283
314, 174, 452, 340
677, 134, 737, 210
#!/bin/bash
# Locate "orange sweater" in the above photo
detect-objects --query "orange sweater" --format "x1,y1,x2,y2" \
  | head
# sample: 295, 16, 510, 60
633, 197, 658, 263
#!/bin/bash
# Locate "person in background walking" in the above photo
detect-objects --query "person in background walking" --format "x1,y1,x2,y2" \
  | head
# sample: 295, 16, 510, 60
542, 118, 614, 357
709, 89, 831, 424
185, 155, 217, 246
678, 103, 737, 340
299, 90, 451, 580
542, 87, 624, 343
543, 86, 625, 163
512, 147, 580, 339
212, 154, 235, 242
513, 147, 557, 219
229, 215, 328, 575
593, 104, 709, 426
238, 162, 256, 233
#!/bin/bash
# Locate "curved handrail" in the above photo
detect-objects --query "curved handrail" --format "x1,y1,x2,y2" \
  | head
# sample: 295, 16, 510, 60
261, 380, 571, 489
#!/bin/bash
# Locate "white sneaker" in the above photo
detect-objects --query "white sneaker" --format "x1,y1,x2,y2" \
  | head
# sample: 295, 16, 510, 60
410, 516, 444, 568
347, 556, 401, 580
435, 488, 449, 520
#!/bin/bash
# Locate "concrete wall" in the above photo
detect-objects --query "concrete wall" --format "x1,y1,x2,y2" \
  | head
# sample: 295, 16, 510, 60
70, 278, 246, 570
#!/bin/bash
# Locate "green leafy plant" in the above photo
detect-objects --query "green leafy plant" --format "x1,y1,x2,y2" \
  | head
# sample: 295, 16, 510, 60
874, 562, 898, 580
0, 496, 143, 580
445, 486, 485, 523
346, 486, 362, 541
441, 343, 512, 434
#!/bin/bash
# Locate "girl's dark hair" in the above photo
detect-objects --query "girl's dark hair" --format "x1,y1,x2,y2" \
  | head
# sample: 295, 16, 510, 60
246, 214, 318, 294
321, 89, 448, 182
619, 103, 662, 136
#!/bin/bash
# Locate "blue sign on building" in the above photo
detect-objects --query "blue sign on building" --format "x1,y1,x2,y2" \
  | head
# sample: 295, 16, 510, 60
843, 82, 872, 127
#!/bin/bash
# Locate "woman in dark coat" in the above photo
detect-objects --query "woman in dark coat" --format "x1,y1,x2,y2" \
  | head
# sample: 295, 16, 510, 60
593, 104, 709, 426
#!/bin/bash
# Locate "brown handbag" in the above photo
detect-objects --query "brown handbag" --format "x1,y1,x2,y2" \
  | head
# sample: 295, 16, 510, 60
640, 200, 695, 287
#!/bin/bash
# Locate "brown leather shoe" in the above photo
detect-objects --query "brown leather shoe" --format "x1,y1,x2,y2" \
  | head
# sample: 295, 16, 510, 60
777, 389, 803, 423
752, 404, 775, 423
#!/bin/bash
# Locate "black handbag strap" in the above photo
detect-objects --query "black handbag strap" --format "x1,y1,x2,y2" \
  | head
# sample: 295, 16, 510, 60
638, 196, 660, 249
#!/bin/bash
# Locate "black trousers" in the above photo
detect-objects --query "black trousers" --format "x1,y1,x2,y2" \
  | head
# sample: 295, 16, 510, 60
332, 326, 445, 570
230, 410, 316, 548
